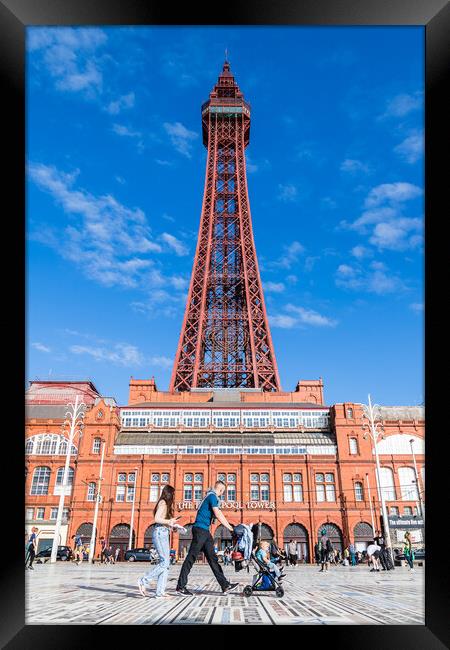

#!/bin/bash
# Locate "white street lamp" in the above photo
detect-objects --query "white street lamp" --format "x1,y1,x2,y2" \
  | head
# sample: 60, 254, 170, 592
88, 438, 106, 563
361, 394, 394, 563
128, 468, 138, 550
409, 438, 425, 523
365, 472, 376, 536
50, 395, 85, 563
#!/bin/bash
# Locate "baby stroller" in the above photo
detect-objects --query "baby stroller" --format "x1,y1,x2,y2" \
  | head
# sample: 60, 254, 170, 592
231, 524, 285, 598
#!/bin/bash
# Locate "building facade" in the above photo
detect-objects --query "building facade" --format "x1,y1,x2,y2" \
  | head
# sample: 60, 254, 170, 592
25, 379, 425, 561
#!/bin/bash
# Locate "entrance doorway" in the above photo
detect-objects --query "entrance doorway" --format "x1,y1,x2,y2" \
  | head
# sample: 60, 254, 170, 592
283, 523, 309, 563
318, 523, 343, 553
353, 522, 374, 552
214, 524, 232, 551
109, 523, 135, 561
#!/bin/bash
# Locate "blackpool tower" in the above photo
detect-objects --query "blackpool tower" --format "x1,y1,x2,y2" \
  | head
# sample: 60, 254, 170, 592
170, 60, 281, 392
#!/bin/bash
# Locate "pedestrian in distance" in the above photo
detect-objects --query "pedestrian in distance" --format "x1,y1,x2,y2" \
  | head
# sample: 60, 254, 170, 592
176, 481, 239, 597
72, 534, 83, 565
115, 547, 120, 563
100, 537, 107, 563
138, 484, 180, 599
343, 547, 350, 566
349, 542, 356, 566
374, 531, 389, 571
314, 542, 321, 566
288, 539, 298, 566
403, 532, 415, 571
318, 528, 333, 572
25, 527, 39, 570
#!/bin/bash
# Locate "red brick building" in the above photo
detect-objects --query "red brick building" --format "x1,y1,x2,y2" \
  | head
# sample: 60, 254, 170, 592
25, 378, 425, 562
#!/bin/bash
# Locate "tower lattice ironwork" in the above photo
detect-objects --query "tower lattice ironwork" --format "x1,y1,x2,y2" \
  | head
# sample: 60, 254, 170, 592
170, 60, 281, 392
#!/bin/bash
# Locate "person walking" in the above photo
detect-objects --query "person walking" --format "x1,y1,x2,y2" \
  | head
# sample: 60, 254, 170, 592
288, 539, 298, 567
25, 527, 39, 570
100, 537, 107, 564
343, 546, 350, 566
72, 533, 83, 565
115, 547, 120, 563
374, 531, 389, 571
314, 542, 321, 566
349, 542, 356, 566
403, 532, 415, 571
176, 481, 239, 596
318, 528, 333, 572
138, 485, 179, 599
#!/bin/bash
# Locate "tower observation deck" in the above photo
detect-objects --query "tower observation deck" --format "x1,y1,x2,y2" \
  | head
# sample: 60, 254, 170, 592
170, 60, 280, 392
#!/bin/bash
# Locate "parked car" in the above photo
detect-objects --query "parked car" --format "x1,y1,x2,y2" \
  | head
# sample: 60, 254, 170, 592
124, 547, 159, 562
36, 545, 73, 562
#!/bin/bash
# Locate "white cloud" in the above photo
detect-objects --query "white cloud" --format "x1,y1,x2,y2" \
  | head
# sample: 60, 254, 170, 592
70, 342, 144, 366
340, 159, 370, 174
351, 245, 371, 259
112, 123, 142, 138
106, 92, 135, 115
409, 302, 424, 313
270, 305, 338, 329
262, 281, 285, 293
369, 218, 423, 251
394, 130, 424, 164
335, 262, 405, 295
285, 304, 338, 327
268, 314, 298, 329
163, 121, 198, 158
160, 232, 189, 256
245, 154, 258, 173
278, 183, 298, 202
28, 161, 164, 288
27, 27, 107, 97
380, 92, 423, 118
286, 274, 298, 284
115, 175, 126, 185
364, 183, 422, 208
155, 159, 174, 167
268, 241, 305, 270
32, 342, 51, 353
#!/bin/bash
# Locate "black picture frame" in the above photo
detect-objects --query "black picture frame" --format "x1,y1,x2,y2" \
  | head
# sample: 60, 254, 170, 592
2, 0, 448, 646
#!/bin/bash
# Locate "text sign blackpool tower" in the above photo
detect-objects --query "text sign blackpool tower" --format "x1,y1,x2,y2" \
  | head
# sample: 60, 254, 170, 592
170, 60, 281, 392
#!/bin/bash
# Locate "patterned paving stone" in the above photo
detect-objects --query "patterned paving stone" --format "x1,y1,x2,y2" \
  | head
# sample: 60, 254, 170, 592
25, 562, 424, 625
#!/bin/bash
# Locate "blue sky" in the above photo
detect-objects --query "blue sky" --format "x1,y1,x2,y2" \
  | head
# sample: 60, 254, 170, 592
26, 26, 424, 406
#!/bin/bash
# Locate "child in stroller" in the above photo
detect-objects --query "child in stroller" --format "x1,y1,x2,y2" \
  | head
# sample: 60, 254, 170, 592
231, 525, 286, 598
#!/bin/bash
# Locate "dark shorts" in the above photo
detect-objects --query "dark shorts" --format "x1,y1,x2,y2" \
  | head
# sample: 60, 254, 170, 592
372, 550, 381, 559
320, 549, 328, 562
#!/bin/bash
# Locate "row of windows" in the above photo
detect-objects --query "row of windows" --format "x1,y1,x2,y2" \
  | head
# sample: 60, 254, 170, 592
25, 434, 77, 456
26, 507, 69, 521
115, 446, 338, 455
120, 410, 330, 429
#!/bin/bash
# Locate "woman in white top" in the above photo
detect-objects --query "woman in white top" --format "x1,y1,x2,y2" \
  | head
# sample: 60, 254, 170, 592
138, 485, 180, 598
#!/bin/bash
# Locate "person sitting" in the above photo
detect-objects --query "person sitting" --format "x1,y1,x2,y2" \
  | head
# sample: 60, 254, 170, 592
256, 541, 285, 579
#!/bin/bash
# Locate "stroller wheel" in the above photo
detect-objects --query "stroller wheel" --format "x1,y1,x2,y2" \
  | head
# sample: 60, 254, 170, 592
275, 586, 284, 598
243, 586, 253, 597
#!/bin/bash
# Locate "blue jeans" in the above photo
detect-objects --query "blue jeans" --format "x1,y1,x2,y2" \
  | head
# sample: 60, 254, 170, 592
141, 526, 170, 596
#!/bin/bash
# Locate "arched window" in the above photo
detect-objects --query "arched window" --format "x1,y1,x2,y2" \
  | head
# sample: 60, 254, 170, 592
379, 467, 396, 501
349, 438, 358, 455
31, 466, 51, 495
56, 467, 74, 485
25, 434, 77, 456
92, 438, 101, 454
398, 467, 419, 501
87, 482, 96, 501
354, 481, 364, 501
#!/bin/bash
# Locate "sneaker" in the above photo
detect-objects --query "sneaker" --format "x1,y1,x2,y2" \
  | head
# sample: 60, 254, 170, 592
29, 566, 34, 570
137, 578, 147, 597
279, 573, 287, 579
222, 582, 239, 595
176, 587, 193, 596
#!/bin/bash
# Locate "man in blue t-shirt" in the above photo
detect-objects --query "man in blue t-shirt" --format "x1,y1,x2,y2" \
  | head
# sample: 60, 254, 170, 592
176, 480, 239, 596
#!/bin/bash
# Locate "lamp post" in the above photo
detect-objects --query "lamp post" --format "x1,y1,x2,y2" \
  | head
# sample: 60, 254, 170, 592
128, 468, 138, 550
365, 472, 376, 536
89, 438, 106, 563
409, 438, 425, 523
50, 395, 85, 563
361, 394, 394, 562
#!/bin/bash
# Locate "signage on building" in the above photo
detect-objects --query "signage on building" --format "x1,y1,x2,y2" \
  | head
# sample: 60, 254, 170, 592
177, 500, 276, 510
388, 515, 424, 529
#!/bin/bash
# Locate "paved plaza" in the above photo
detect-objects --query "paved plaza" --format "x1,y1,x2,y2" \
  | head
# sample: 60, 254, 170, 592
25, 561, 424, 625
